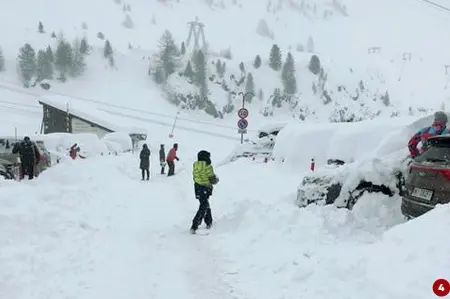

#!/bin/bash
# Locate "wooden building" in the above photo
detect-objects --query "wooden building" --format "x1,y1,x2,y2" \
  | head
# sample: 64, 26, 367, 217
38, 96, 147, 149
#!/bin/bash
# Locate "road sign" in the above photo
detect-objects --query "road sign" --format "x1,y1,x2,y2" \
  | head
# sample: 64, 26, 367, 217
237, 108, 249, 119
238, 128, 247, 134
237, 118, 248, 130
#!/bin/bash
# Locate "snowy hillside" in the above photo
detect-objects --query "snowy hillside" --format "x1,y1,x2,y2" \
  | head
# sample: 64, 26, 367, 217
1, 0, 450, 125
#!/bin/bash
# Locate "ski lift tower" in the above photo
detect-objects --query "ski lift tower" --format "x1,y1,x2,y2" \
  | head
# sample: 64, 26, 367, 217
186, 17, 207, 53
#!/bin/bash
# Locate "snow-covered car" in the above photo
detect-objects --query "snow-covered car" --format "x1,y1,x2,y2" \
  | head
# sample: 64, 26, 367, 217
271, 112, 450, 210
0, 158, 16, 180
296, 154, 409, 209
224, 122, 287, 163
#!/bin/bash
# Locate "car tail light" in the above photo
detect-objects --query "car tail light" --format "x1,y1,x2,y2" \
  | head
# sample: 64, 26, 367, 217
410, 165, 450, 181
439, 169, 450, 181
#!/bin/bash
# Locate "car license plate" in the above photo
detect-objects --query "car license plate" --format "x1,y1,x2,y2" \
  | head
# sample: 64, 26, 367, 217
411, 187, 433, 201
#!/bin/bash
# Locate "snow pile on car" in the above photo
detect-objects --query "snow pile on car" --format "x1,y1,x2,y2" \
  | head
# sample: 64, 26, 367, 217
272, 114, 446, 170
36, 133, 110, 160
101, 132, 133, 154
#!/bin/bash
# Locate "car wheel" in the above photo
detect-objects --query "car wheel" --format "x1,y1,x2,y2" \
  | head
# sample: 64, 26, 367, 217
346, 180, 394, 209
0, 170, 13, 180
346, 188, 366, 209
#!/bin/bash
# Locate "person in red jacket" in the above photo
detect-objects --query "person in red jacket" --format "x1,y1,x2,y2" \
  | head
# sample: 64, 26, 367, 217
69, 143, 80, 160
166, 143, 179, 176
408, 111, 449, 158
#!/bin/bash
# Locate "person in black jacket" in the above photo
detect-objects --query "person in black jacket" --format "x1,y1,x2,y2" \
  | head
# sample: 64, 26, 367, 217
159, 144, 166, 175
12, 136, 38, 180
139, 144, 151, 180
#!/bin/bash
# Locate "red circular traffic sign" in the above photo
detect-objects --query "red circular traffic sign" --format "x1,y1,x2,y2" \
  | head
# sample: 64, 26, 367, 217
433, 279, 450, 297
238, 108, 249, 119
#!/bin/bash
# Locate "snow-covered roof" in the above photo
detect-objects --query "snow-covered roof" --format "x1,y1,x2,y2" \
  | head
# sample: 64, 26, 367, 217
39, 95, 148, 135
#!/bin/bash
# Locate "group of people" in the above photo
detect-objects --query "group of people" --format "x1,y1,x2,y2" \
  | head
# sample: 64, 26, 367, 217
139, 143, 179, 180
138, 143, 219, 234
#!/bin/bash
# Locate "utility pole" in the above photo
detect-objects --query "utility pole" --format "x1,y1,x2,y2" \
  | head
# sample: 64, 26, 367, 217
186, 17, 207, 53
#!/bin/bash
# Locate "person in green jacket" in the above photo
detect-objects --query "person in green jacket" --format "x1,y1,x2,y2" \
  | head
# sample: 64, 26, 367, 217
190, 150, 219, 234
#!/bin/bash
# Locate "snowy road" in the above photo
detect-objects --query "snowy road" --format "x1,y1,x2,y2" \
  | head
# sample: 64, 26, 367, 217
1, 154, 449, 299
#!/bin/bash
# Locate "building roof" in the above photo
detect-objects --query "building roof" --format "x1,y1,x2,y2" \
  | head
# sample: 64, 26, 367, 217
38, 95, 148, 135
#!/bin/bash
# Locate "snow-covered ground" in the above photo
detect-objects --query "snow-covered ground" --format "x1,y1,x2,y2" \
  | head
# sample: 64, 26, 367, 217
1, 123, 450, 298
2, 0, 450, 297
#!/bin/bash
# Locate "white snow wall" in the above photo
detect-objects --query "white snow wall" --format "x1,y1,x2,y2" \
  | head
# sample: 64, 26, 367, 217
272, 113, 449, 170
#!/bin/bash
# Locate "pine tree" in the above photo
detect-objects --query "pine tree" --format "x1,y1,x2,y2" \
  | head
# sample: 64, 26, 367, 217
239, 62, 245, 73
281, 52, 297, 95
221, 62, 226, 76
271, 88, 282, 107
181, 42, 186, 55
55, 39, 73, 80
70, 39, 86, 77
382, 91, 390, 106
45, 45, 54, 62
258, 88, 264, 101
192, 50, 208, 100
0, 48, 5, 71
253, 55, 261, 68
156, 30, 179, 80
308, 54, 321, 75
152, 67, 165, 84
245, 72, 255, 102
80, 37, 89, 55
36, 50, 47, 81
184, 60, 194, 79
43, 51, 53, 80
38, 21, 44, 33
216, 60, 226, 78
17, 43, 37, 87
104, 40, 113, 58
215, 59, 222, 74
269, 44, 282, 71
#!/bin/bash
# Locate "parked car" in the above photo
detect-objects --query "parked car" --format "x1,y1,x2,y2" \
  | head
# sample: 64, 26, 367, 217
401, 135, 450, 219
224, 122, 287, 163
0, 158, 16, 180
296, 154, 408, 209
0, 137, 52, 177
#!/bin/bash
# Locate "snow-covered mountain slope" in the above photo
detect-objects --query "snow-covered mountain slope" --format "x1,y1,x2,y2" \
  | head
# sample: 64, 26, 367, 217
1, 0, 450, 125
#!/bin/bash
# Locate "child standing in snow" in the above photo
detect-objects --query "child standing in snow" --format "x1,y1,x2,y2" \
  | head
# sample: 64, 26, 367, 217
159, 144, 166, 175
190, 150, 219, 234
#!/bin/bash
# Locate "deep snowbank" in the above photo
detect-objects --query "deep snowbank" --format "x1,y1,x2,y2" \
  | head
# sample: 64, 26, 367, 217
1, 150, 448, 299
208, 159, 449, 299
272, 113, 444, 170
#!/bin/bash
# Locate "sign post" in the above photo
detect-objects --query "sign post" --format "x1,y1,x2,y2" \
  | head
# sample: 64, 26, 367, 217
169, 111, 180, 138
237, 92, 252, 144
